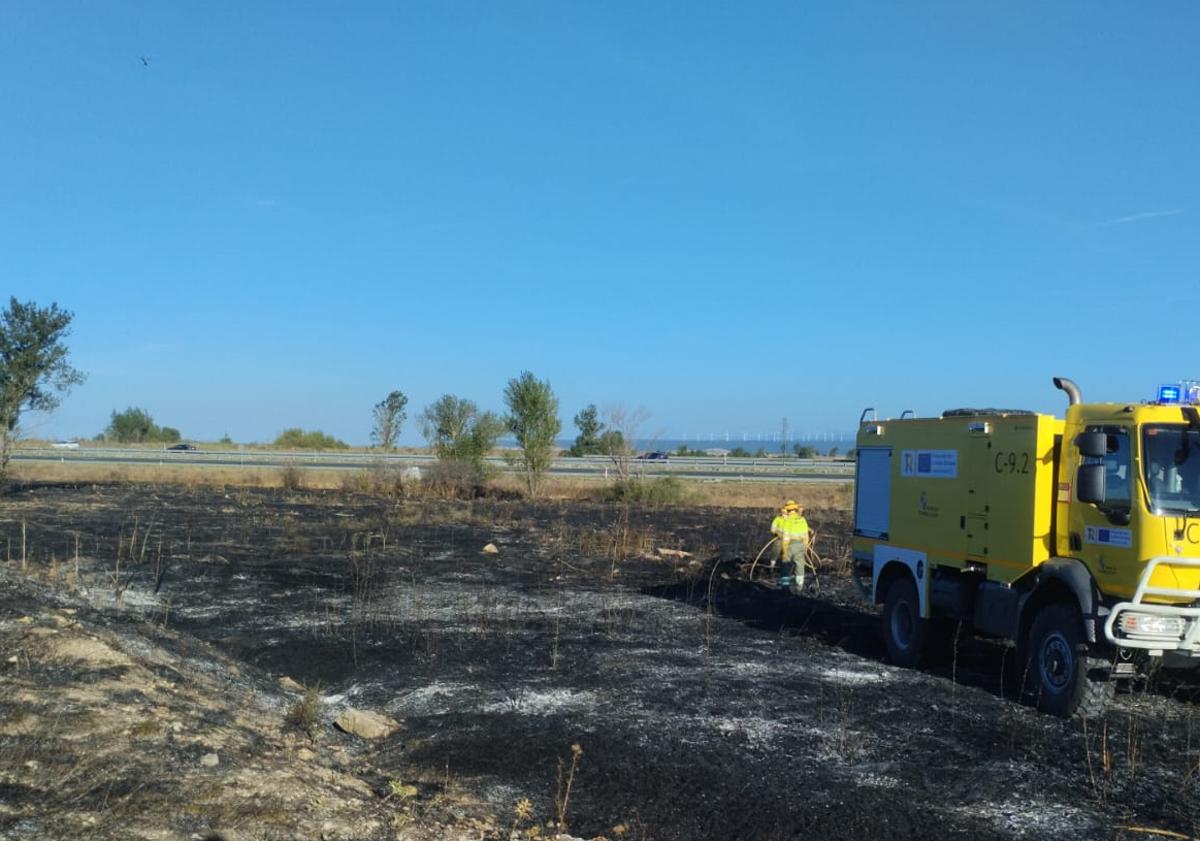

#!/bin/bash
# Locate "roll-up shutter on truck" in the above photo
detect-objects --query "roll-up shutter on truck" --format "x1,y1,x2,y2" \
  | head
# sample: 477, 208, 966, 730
855, 447, 892, 539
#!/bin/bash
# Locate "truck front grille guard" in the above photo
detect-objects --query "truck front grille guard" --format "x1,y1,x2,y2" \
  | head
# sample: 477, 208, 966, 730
1104, 556, 1200, 653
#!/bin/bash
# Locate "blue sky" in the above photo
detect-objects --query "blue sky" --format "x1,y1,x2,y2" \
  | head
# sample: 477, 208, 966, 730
4, 2, 1197, 445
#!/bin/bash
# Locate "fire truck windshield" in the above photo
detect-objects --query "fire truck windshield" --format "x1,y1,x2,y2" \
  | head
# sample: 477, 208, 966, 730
1143, 425, 1200, 514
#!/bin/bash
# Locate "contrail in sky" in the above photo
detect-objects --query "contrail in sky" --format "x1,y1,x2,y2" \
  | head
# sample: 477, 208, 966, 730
1096, 209, 1185, 227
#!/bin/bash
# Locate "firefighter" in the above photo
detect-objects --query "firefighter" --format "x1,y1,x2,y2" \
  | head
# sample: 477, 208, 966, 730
771, 500, 810, 594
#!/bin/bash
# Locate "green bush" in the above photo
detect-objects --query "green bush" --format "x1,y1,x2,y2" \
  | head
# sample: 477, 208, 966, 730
101, 407, 182, 444
274, 428, 349, 450
604, 477, 695, 505
418, 394, 503, 470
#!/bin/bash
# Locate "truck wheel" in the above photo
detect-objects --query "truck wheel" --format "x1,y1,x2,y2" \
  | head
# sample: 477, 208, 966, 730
1024, 602, 1113, 719
883, 575, 927, 668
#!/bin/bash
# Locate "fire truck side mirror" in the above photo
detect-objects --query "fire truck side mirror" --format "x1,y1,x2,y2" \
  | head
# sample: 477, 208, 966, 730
1077, 463, 1106, 504
1076, 431, 1107, 458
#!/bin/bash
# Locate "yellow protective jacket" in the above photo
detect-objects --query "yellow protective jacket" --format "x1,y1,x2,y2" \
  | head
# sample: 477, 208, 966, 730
771, 514, 810, 542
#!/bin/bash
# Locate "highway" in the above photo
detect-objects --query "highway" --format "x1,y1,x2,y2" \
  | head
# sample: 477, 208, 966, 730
15, 446, 855, 483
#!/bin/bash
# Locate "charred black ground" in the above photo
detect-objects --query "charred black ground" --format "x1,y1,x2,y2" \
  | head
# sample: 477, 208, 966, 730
4, 482, 1200, 840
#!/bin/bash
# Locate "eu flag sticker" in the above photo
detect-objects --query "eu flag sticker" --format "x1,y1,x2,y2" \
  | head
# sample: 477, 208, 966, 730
1084, 526, 1133, 548
900, 449, 958, 479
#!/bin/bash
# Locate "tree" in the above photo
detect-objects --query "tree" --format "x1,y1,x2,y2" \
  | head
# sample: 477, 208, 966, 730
601, 404, 649, 480
503, 371, 561, 497
419, 394, 503, 472
568, 404, 605, 456
0, 299, 84, 482
371, 390, 408, 451
793, 443, 816, 459
599, 429, 625, 453
102, 407, 182, 443
105, 407, 153, 442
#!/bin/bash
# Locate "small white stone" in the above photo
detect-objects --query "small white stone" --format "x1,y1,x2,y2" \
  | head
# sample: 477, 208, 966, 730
200, 752, 220, 768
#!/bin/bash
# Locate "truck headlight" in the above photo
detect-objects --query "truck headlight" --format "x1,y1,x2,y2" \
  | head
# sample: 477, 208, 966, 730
1119, 613, 1186, 638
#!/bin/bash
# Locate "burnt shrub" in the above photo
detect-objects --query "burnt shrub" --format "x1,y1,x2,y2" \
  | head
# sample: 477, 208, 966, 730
422, 460, 485, 499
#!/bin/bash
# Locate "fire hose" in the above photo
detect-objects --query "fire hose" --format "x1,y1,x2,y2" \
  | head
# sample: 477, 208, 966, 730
746, 534, 821, 593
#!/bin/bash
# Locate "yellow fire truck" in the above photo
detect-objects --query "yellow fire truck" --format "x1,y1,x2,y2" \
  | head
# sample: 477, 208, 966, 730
853, 377, 1200, 717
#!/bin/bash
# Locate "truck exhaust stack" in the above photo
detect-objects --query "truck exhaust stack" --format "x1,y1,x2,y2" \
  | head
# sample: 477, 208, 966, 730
1053, 376, 1082, 406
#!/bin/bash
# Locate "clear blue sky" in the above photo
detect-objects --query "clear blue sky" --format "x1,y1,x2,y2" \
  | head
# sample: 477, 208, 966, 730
4, 2, 1197, 445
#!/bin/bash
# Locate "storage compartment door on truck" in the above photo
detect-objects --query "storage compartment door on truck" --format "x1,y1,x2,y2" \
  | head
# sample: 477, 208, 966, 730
964, 415, 1056, 581
855, 447, 891, 539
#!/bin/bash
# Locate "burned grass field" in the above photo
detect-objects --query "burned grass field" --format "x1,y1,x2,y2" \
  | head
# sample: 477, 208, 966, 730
4, 483, 1200, 840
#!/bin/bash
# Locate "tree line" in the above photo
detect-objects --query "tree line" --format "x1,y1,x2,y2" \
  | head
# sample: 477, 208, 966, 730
366, 376, 655, 497
2, 298, 835, 497
0, 297, 611, 497
0, 295, 656, 499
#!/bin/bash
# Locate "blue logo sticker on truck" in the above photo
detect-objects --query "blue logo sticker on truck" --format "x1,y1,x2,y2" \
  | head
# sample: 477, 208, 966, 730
900, 449, 958, 479
1084, 526, 1133, 548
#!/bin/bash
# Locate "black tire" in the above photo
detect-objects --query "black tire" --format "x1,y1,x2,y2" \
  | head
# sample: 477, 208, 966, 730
882, 575, 927, 668
1023, 602, 1113, 719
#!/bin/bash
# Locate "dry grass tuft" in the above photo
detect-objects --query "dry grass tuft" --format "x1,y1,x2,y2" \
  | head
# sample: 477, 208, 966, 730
279, 463, 305, 491
340, 461, 407, 498
554, 742, 584, 832
284, 684, 323, 738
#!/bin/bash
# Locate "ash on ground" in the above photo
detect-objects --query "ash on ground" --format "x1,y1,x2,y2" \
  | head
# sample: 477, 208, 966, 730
3, 484, 1200, 841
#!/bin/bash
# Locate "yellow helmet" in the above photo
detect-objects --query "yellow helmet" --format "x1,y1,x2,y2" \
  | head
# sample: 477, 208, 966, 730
782, 500, 800, 512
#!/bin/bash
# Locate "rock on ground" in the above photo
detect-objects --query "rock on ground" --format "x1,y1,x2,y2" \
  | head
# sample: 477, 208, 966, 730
334, 708, 401, 739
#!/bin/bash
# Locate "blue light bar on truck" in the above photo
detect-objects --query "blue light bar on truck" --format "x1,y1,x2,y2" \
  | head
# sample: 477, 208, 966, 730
1159, 384, 1182, 404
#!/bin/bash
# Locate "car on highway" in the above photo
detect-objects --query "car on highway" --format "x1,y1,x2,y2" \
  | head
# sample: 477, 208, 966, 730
167, 443, 198, 451
51, 440, 80, 449
637, 451, 669, 461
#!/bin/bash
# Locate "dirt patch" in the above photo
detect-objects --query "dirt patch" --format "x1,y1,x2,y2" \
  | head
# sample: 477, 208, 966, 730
3, 483, 1200, 840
